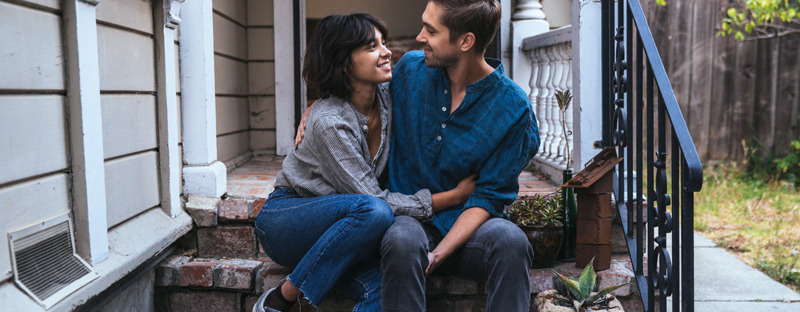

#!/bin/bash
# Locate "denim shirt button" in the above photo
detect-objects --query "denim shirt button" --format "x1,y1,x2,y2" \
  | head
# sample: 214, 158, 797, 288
444, 90, 448, 94
436, 136, 442, 141
441, 123, 446, 129
441, 107, 446, 112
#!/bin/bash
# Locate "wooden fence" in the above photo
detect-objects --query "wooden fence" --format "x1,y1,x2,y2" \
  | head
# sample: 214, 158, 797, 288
642, 0, 800, 160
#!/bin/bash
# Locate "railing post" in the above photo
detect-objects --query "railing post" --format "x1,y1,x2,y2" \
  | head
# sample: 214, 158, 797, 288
512, 0, 549, 96
572, 0, 605, 171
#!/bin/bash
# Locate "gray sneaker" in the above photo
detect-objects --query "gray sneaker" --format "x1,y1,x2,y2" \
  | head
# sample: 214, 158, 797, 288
252, 287, 282, 312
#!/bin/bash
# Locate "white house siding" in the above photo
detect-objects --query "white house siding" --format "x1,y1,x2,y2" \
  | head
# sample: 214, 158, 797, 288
0, 1, 71, 283
247, 0, 276, 154
95, 0, 161, 228
213, 0, 253, 163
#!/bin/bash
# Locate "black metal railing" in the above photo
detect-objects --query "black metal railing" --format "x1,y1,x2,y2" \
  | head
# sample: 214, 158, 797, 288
602, 0, 704, 311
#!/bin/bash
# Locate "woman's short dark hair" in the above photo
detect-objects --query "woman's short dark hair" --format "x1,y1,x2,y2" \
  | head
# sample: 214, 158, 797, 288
302, 13, 389, 99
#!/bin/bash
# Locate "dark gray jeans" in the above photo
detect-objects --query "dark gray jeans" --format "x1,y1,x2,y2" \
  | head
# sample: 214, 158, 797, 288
380, 216, 534, 312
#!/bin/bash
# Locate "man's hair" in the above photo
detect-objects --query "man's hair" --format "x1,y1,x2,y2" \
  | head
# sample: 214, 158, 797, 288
302, 13, 388, 99
429, 0, 501, 53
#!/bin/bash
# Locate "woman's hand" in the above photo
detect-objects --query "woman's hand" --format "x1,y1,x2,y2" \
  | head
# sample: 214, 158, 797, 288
294, 101, 317, 146
454, 174, 477, 204
431, 174, 477, 212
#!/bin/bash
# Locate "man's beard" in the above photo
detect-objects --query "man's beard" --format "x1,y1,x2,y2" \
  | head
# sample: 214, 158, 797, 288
423, 47, 459, 68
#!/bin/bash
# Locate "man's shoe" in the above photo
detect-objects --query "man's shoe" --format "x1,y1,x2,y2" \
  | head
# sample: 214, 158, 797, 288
253, 287, 282, 312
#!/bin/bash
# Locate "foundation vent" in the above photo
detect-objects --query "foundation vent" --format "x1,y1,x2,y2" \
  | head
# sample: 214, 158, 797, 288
8, 213, 98, 309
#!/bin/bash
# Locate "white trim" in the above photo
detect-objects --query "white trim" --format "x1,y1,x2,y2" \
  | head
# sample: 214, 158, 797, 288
572, 0, 604, 170
155, 0, 184, 217
179, 0, 227, 196
273, 0, 305, 156
63, 0, 109, 266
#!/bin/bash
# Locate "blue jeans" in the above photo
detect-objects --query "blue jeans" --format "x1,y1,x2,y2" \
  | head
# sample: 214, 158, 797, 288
380, 216, 534, 312
254, 188, 394, 311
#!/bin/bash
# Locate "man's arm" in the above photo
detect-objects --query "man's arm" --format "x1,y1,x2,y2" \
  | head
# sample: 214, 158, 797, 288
425, 207, 490, 275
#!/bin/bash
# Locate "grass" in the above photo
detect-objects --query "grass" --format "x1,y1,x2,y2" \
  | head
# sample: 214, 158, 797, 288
694, 163, 800, 292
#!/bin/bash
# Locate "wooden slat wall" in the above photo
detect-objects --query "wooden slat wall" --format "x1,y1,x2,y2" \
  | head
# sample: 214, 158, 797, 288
96, 0, 160, 228
247, 0, 276, 154
647, 0, 800, 160
214, 0, 252, 162
0, 0, 70, 284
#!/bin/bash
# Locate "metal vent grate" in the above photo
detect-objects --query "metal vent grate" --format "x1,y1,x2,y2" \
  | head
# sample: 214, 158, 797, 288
9, 213, 98, 309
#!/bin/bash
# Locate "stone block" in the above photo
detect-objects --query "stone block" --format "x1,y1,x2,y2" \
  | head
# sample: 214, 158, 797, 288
577, 194, 613, 219
445, 276, 483, 295
179, 260, 220, 287
169, 291, 238, 312
426, 298, 456, 312
576, 244, 611, 271
219, 199, 250, 222
186, 195, 219, 227
256, 262, 293, 294
197, 226, 256, 256
216, 259, 262, 290
597, 261, 636, 297
577, 218, 613, 244
316, 298, 353, 312
156, 255, 188, 286
454, 298, 486, 312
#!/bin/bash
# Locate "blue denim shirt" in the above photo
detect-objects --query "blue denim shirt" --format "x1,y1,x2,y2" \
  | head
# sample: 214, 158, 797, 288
386, 51, 540, 235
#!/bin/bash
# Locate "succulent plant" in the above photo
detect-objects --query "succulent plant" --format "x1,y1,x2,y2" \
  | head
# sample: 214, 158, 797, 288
507, 194, 563, 227
552, 259, 627, 311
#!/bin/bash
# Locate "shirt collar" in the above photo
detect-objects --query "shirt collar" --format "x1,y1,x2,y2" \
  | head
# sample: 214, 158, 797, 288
436, 57, 505, 93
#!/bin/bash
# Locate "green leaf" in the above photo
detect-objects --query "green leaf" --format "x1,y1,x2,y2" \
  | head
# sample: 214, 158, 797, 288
746, 23, 754, 33
578, 262, 596, 299
728, 8, 738, 18
735, 31, 746, 41
656, 0, 666, 6
585, 284, 629, 306
553, 270, 582, 299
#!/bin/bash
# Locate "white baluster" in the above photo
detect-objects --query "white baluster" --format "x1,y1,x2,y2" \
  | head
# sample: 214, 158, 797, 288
528, 49, 541, 120
546, 45, 563, 162
535, 47, 551, 159
512, 0, 547, 21
565, 42, 574, 170
555, 42, 571, 165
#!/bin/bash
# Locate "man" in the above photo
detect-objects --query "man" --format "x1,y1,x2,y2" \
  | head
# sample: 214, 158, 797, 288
380, 0, 540, 311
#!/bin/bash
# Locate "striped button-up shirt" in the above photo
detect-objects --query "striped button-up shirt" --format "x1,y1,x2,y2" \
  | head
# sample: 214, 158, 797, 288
274, 82, 435, 221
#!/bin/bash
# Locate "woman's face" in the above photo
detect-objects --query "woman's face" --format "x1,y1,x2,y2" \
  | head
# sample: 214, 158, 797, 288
349, 27, 393, 91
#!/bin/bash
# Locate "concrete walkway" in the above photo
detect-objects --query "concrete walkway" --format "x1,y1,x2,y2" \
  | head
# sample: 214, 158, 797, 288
667, 232, 800, 311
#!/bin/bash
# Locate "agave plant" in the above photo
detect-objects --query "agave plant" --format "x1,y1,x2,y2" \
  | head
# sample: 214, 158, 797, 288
552, 259, 627, 311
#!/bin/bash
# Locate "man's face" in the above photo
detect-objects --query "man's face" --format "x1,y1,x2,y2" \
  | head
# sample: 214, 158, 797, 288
416, 1, 460, 68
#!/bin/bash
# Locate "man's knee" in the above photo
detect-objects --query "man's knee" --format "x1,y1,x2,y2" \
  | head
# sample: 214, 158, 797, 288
483, 219, 533, 262
381, 216, 427, 258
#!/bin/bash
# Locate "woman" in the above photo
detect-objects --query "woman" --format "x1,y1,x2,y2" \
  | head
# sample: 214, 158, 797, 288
253, 13, 475, 312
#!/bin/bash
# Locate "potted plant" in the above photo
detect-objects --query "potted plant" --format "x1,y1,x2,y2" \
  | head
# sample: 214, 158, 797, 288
556, 89, 578, 262
534, 259, 626, 311
507, 194, 564, 268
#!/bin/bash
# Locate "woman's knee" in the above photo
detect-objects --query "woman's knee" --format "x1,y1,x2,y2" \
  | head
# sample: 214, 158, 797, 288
353, 195, 395, 230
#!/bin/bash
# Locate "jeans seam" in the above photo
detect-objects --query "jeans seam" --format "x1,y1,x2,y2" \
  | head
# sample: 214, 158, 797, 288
296, 214, 354, 304
254, 226, 277, 261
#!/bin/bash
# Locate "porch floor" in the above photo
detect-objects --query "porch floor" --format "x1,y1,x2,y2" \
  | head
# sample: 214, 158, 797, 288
225, 155, 560, 199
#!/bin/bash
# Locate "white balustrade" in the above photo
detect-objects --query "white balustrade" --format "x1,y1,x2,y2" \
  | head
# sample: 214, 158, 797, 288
522, 26, 573, 175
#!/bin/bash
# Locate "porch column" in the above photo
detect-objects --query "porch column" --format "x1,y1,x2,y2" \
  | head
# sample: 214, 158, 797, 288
511, 0, 549, 95
572, 0, 604, 170
64, 0, 109, 265
156, 0, 185, 215
179, 0, 227, 197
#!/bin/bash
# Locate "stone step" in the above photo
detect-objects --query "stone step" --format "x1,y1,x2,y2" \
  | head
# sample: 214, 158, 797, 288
155, 251, 643, 312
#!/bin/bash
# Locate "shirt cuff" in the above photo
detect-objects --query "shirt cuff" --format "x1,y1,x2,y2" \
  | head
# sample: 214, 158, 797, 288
463, 195, 506, 218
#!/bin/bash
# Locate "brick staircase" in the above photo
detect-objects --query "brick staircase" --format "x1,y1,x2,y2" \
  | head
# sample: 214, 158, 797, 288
155, 155, 644, 312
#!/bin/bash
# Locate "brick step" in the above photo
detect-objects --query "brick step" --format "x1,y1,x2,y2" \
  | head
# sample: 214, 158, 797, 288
155, 251, 642, 312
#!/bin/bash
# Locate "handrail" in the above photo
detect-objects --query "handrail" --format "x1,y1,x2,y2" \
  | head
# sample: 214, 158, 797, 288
627, 0, 703, 192
522, 25, 573, 52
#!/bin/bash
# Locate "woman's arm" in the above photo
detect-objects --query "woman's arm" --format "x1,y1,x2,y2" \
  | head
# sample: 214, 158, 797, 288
431, 174, 476, 212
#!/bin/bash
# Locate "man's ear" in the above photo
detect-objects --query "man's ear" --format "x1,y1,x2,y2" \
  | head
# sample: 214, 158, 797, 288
460, 32, 476, 52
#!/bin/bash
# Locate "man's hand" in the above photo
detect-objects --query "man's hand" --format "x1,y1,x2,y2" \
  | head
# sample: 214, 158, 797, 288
294, 101, 316, 146
424, 207, 491, 276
